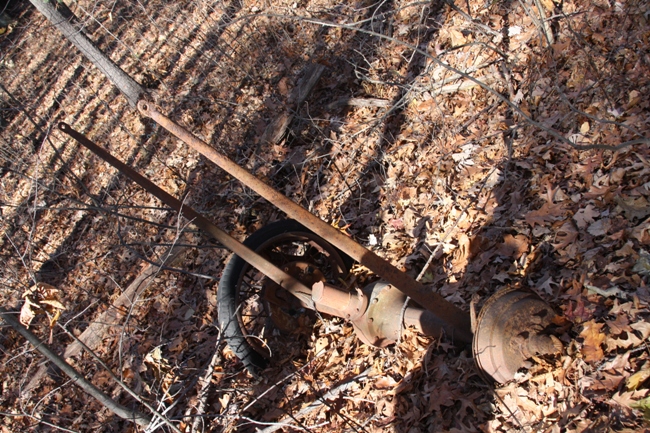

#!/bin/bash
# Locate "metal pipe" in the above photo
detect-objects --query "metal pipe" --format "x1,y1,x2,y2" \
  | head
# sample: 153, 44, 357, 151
403, 307, 449, 338
137, 101, 472, 343
312, 282, 367, 321
57, 122, 314, 308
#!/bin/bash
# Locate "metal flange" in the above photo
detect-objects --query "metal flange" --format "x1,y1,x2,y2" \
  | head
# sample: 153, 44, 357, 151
473, 288, 562, 384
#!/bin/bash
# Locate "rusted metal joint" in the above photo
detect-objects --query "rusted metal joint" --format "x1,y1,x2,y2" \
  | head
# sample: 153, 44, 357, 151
312, 282, 367, 322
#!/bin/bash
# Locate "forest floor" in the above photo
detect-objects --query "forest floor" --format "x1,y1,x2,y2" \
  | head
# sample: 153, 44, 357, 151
1, 0, 650, 432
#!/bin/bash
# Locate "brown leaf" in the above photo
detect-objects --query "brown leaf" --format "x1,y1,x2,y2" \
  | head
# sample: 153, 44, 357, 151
374, 376, 398, 390
606, 314, 630, 335
616, 196, 650, 221
591, 372, 625, 391
580, 320, 606, 362
525, 202, 565, 227
631, 321, 650, 339
553, 220, 579, 250
587, 218, 611, 237
496, 234, 528, 259
601, 352, 630, 372
605, 331, 643, 351
573, 204, 599, 229
452, 233, 471, 273
428, 382, 457, 412
611, 389, 649, 408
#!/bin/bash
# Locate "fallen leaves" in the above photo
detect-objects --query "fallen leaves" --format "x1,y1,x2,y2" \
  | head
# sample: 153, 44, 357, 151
616, 195, 650, 221
1, 0, 649, 431
525, 201, 566, 227
19, 282, 66, 333
580, 320, 605, 363
496, 234, 528, 259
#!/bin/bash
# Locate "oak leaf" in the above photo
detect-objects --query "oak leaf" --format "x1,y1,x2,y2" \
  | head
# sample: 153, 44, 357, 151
616, 196, 650, 221
580, 320, 606, 362
496, 234, 528, 259
573, 204, 599, 229
525, 202, 565, 227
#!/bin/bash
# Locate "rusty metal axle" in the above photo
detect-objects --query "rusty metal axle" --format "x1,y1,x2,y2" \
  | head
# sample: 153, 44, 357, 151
58, 123, 454, 351
60, 116, 561, 384
136, 101, 472, 343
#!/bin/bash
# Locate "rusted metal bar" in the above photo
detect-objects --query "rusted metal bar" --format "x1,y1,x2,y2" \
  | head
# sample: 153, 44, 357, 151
137, 101, 472, 343
57, 122, 314, 308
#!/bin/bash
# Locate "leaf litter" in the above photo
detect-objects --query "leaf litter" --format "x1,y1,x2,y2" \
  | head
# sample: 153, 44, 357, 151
0, 0, 649, 431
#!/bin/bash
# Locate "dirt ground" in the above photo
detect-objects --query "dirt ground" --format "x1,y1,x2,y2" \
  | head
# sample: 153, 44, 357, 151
1, 0, 650, 431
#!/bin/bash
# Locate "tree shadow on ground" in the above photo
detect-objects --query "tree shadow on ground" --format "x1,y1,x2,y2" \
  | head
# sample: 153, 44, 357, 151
2, 0, 649, 431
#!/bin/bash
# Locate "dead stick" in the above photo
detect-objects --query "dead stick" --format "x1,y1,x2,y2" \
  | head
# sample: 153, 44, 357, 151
57, 324, 183, 433
259, 63, 326, 146
23, 246, 185, 395
258, 368, 373, 433
188, 336, 223, 433
0, 309, 152, 427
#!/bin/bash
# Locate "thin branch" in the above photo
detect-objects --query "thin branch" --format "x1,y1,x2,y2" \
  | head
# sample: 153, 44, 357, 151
258, 368, 373, 433
0, 308, 152, 428
57, 323, 183, 433
184, 329, 224, 433
0, 411, 80, 433
443, 0, 501, 37
257, 13, 649, 152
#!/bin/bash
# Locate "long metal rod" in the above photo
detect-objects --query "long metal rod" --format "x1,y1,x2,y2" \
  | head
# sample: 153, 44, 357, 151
58, 122, 314, 307
137, 102, 472, 342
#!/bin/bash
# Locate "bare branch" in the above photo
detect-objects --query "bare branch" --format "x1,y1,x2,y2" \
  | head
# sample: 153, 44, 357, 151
261, 14, 649, 152
0, 308, 152, 428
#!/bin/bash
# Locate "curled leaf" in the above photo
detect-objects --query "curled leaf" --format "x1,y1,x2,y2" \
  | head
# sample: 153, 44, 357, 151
20, 282, 66, 329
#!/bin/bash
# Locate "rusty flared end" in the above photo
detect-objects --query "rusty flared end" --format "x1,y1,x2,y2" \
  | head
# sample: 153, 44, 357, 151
137, 100, 153, 116
473, 288, 562, 384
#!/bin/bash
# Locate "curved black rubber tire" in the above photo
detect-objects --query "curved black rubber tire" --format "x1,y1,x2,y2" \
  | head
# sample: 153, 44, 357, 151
217, 219, 353, 374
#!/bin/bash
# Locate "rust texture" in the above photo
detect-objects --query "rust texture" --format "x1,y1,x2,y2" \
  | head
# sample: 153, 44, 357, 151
137, 101, 472, 343
58, 122, 314, 308
59, 123, 402, 339
473, 288, 562, 383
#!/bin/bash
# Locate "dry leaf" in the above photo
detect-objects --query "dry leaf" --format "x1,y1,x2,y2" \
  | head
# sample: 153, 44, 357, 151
627, 369, 650, 391
19, 296, 40, 328
374, 376, 398, 390
631, 321, 650, 339
573, 204, 599, 229
525, 202, 565, 227
616, 196, 650, 221
314, 336, 329, 353
580, 320, 606, 362
588, 218, 611, 237
496, 234, 528, 259
20, 282, 66, 329
633, 250, 650, 276
606, 314, 630, 335
449, 29, 466, 46
611, 389, 649, 408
